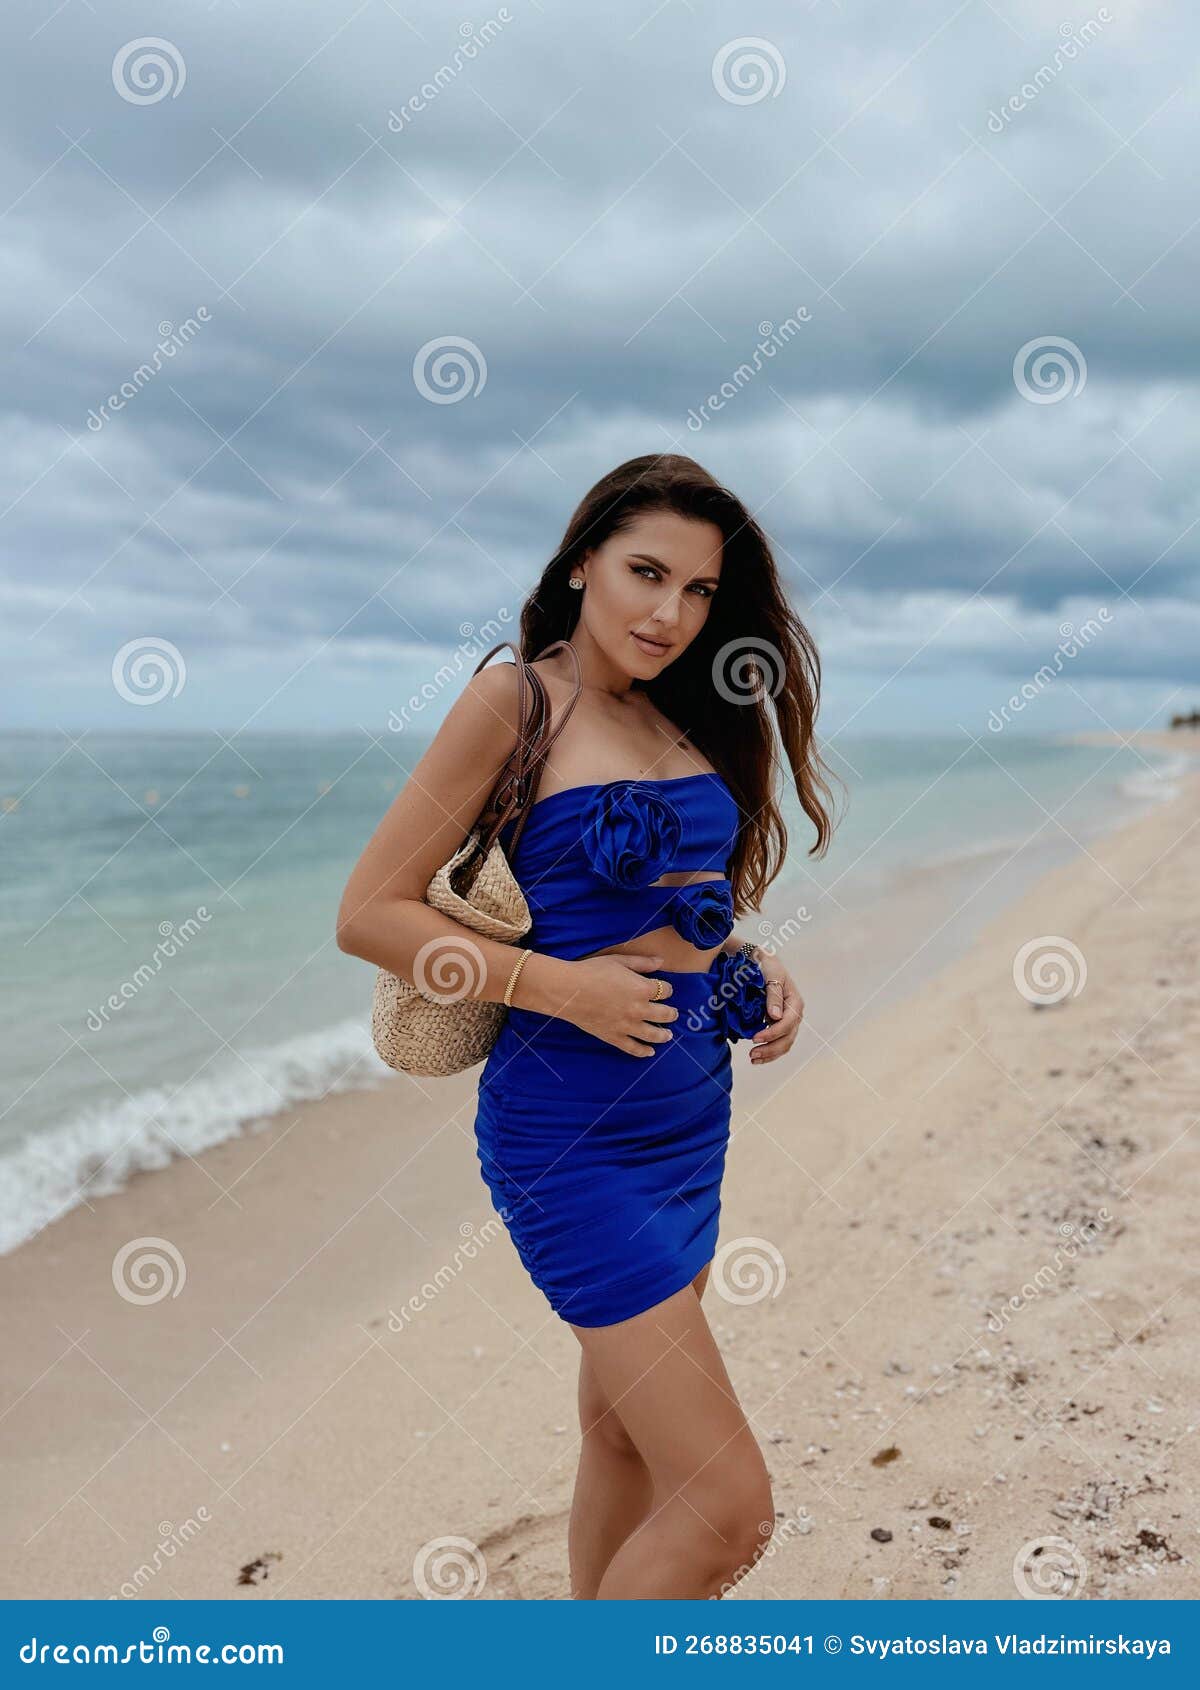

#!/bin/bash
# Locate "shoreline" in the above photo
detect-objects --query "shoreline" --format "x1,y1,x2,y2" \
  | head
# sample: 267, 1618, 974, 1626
3, 735, 1191, 1261
1, 737, 1197, 1600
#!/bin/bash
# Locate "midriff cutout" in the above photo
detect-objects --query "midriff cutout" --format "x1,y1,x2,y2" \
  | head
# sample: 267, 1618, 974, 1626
587, 869, 731, 972
649, 869, 725, 888
591, 925, 728, 972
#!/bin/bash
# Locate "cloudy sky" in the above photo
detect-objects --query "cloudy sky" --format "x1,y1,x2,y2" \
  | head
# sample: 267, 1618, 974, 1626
1, 0, 1195, 736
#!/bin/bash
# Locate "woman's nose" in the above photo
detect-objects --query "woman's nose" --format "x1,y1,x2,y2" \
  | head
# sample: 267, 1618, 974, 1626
653, 590, 682, 626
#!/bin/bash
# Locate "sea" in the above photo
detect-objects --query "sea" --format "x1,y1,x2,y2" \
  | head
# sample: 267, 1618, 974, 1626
0, 730, 1191, 1255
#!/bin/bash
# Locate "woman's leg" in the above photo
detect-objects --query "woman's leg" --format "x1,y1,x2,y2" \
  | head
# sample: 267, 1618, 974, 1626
567, 1265, 712, 1600
570, 1271, 774, 1600
567, 1352, 654, 1598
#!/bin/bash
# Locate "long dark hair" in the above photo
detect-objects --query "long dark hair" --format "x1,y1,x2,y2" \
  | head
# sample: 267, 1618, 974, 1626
519, 453, 837, 917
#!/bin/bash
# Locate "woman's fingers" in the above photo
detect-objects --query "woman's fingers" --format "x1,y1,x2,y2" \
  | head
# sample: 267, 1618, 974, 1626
753, 1004, 801, 1045
620, 954, 666, 974
639, 975, 675, 1030
750, 983, 803, 1058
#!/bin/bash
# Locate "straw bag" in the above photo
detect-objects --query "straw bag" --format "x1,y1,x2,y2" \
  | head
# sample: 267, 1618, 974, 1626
371, 638, 583, 1077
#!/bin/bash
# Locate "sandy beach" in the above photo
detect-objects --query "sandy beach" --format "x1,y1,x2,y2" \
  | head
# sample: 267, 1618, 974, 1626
2, 732, 1197, 1602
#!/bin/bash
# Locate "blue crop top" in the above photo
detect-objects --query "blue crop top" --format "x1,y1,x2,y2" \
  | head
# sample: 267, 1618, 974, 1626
497, 771, 740, 962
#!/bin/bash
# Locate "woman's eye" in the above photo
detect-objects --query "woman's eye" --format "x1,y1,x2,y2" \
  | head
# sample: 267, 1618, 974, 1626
630, 563, 712, 597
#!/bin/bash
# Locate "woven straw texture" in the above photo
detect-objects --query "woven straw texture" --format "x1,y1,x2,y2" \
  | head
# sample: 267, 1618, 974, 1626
371, 829, 532, 1077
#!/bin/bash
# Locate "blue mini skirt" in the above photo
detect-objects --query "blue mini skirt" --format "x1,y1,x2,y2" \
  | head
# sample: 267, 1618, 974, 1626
473, 961, 747, 1328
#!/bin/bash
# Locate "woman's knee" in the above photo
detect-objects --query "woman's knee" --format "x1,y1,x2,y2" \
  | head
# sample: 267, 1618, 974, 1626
685, 1452, 774, 1576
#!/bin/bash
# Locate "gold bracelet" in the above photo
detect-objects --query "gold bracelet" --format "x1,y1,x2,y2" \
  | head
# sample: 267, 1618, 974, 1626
502, 947, 533, 1008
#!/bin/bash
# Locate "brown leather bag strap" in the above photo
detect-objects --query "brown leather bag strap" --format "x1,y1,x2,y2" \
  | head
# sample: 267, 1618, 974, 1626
468, 638, 584, 856
469, 639, 533, 810
503, 639, 584, 852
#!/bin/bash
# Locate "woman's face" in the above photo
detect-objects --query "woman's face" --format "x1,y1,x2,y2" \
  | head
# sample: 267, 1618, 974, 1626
577, 510, 724, 680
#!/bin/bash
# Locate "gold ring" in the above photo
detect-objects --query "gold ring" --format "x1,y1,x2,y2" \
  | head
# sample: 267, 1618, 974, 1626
650, 977, 666, 1002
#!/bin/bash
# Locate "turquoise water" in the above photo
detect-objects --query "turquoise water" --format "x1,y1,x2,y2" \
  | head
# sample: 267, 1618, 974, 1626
0, 730, 1188, 1252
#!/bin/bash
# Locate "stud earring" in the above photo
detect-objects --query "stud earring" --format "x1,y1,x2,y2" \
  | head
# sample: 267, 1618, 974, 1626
568, 577, 584, 590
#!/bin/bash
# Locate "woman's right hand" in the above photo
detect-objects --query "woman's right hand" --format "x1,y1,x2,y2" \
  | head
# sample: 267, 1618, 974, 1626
554, 953, 678, 1056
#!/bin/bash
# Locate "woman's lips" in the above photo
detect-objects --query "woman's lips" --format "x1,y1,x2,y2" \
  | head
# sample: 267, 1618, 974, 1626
631, 631, 672, 656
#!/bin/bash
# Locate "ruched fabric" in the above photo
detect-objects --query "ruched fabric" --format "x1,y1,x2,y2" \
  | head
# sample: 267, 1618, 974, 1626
473, 773, 770, 1328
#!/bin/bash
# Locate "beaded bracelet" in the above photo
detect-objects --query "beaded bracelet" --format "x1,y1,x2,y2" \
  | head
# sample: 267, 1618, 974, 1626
502, 947, 533, 1008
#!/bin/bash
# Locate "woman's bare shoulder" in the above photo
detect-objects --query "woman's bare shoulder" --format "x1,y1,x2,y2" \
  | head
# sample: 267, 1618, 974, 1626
425, 659, 526, 779
527, 652, 582, 702
465, 657, 524, 720
455, 651, 579, 757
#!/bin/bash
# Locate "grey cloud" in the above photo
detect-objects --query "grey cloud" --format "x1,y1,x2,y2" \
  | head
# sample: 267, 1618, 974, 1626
0, 0, 1196, 728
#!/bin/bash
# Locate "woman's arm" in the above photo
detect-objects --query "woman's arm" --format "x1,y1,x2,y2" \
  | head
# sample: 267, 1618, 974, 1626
335, 663, 574, 1016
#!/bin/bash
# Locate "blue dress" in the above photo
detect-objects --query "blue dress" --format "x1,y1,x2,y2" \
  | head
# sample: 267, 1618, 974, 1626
472, 771, 770, 1328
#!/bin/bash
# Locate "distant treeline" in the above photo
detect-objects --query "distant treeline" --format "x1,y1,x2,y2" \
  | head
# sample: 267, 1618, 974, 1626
1169, 711, 1200, 729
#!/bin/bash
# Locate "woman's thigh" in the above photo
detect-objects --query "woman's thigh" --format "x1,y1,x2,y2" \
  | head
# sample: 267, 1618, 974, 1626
571, 1272, 764, 1497
577, 1264, 711, 1449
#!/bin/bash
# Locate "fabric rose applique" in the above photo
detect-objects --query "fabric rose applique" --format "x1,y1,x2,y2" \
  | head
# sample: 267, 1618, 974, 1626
667, 879, 735, 949
711, 948, 770, 1041
581, 782, 684, 889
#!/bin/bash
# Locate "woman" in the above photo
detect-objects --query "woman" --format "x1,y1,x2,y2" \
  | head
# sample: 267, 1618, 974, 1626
337, 453, 834, 1599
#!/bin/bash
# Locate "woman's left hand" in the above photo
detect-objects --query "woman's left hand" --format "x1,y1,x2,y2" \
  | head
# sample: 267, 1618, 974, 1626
750, 951, 804, 1063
